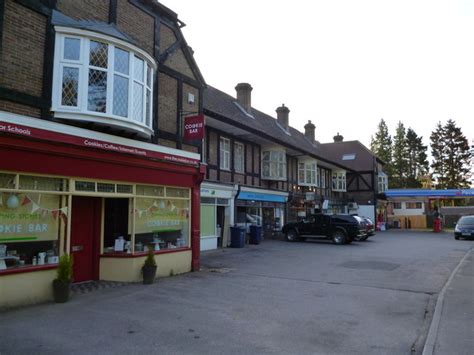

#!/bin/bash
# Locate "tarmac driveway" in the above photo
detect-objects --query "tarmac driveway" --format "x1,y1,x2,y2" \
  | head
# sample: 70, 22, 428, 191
0, 230, 471, 355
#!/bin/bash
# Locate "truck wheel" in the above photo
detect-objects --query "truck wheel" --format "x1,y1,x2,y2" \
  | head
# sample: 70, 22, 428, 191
332, 230, 346, 245
286, 229, 298, 242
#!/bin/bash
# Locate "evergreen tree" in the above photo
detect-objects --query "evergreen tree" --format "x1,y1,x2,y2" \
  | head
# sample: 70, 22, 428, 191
391, 121, 409, 188
430, 120, 471, 189
405, 128, 429, 188
370, 119, 392, 177
442, 120, 471, 188
430, 122, 446, 188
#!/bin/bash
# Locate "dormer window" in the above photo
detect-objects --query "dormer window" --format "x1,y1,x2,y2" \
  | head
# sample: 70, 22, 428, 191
52, 27, 156, 137
262, 150, 286, 181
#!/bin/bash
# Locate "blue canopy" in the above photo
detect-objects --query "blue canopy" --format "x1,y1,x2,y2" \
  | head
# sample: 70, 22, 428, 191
385, 189, 474, 198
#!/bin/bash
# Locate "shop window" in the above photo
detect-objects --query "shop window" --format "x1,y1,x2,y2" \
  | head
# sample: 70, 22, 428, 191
332, 171, 346, 192
200, 205, 216, 237
0, 192, 65, 272
262, 150, 287, 181
406, 202, 422, 209
201, 197, 215, 204
52, 29, 155, 137
166, 187, 189, 198
0, 173, 16, 189
136, 185, 164, 197
134, 197, 189, 250
393, 202, 402, 209
220, 137, 230, 170
19, 175, 68, 192
298, 160, 317, 186
234, 142, 245, 173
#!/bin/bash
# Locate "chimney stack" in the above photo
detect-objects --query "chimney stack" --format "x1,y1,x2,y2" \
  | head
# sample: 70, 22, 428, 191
333, 132, 344, 142
304, 120, 316, 143
276, 104, 289, 131
235, 83, 253, 113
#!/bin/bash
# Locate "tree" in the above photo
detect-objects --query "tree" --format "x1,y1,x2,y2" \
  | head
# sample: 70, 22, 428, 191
370, 119, 392, 177
391, 121, 409, 188
430, 120, 471, 189
405, 128, 429, 188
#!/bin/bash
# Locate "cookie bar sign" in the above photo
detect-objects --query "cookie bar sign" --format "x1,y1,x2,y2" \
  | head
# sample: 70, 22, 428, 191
183, 114, 204, 142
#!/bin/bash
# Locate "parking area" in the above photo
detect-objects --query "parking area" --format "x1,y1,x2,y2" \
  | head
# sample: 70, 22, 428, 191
0, 230, 471, 355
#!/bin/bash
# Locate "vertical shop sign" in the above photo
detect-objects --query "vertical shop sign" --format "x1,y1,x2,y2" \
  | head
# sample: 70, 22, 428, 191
183, 114, 205, 142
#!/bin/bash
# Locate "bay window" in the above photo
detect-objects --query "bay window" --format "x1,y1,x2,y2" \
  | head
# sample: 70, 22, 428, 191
332, 171, 346, 191
220, 137, 230, 170
52, 28, 156, 137
298, 160, 317, 186
262, 150, 286, 180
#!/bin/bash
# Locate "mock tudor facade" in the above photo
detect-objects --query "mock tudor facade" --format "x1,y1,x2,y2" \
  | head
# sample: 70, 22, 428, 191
0, 0, 206, 308
200, 83, 355, 250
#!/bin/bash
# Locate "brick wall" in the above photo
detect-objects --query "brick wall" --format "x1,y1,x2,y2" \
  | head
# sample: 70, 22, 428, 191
0, 0, 46, 97
116, 0, 155, 56
182, 144, 198, 153
165, 49, 196, 80
157, 73, 178, 134
158, 139, 176, 149
182, 83, 199, 114
160, 23, 177, 51
56, 0, 109, 22
0, 100, 41, 118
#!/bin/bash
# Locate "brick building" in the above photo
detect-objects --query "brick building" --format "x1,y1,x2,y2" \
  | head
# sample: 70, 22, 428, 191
200, 83, 354, 250
0, 0, 206, 308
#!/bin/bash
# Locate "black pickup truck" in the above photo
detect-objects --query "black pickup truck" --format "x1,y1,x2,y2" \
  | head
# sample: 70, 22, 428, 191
282, 214, 367, 245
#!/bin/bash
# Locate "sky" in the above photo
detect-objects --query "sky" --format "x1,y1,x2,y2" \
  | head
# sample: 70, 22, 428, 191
162, 0, 474, 148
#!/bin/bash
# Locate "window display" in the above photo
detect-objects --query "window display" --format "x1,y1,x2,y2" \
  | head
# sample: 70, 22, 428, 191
0, 192, 65, 271
134, 198, 190, 251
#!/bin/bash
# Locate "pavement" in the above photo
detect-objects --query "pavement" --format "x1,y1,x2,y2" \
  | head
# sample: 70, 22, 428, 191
0, 230, 473, 355
422, 246, 474, 355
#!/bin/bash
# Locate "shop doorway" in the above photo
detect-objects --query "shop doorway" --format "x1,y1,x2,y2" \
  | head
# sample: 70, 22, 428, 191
216, 206, 226, 247
70, 196, 102, 283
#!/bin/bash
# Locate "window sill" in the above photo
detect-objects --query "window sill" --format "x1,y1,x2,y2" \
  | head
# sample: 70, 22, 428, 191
100, 247, 191, 258
0, 264, 57, 276
54, 111, 153, 138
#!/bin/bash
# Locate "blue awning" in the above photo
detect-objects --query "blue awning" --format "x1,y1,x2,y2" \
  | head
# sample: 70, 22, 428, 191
385, 189, 474, 198
237, 191, 286, 203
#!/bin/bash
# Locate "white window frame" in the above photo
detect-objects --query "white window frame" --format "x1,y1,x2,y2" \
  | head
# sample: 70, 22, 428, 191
298, 160, 317, 187
378, 173, 388, 192
261, 150, 287, 181
220, 137, 231, 171
332, 171, 346, 192
234, 142, 245, 173
52, 27, 156, 137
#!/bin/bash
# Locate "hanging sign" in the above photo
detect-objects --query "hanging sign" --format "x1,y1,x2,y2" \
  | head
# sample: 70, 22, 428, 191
183, 114, 205, 142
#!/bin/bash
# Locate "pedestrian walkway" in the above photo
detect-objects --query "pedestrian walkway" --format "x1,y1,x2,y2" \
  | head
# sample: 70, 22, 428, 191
423, 247, 474, 355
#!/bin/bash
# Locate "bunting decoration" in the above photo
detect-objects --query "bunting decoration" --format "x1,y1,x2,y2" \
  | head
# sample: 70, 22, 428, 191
20, 194, 69, 222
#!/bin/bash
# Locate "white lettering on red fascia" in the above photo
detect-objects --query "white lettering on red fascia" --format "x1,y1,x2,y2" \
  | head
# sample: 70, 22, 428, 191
83, 139, 147, 157
0, 124, 32, 136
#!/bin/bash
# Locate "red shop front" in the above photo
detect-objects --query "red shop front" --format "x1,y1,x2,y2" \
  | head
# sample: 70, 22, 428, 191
0, 114, 204, 308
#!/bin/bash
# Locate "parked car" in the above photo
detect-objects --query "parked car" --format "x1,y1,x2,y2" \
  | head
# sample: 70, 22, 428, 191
362, 217, 376, 237
282, 214, 367, 245
454, 215, 474, 240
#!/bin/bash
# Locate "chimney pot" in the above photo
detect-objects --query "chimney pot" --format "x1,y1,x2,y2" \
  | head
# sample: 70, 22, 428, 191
235, 83, 253, 113
304, 120, 316, 143
333, 132, 344, 142
276, 104, 290, 130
